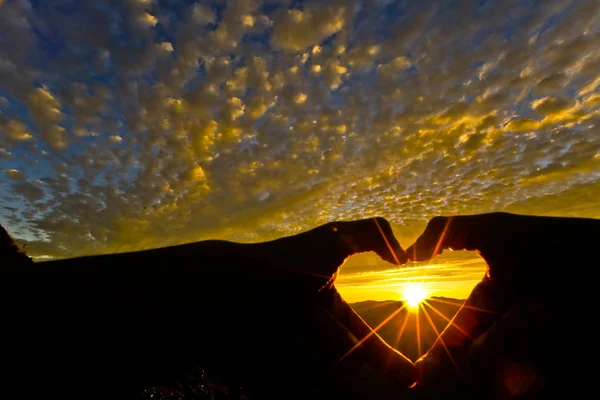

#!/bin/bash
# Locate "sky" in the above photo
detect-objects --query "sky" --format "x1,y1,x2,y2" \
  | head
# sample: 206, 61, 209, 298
1, 0, 599, 301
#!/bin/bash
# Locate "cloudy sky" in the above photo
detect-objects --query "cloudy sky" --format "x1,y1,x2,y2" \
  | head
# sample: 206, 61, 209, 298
1, 0, 599, 300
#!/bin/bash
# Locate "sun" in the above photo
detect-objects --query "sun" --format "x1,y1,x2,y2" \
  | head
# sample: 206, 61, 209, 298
401, 283, 429, 311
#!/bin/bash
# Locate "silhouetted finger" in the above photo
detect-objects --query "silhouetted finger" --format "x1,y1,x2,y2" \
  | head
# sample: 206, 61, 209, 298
319, 287, 417, 388
406, 216, 450, 262
465, 296, 555, 398
257, 217, 408, 291
406, 216, 457, 262
297, 303, 415, 398
334, 217, 409, 265
406, 215, 489, 262
414, 276, 511, 388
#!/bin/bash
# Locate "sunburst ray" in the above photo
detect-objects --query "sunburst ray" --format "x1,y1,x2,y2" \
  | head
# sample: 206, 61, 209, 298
390, 308, 411, 350
338, 303, 407, 364
420, 303, 460, 373
373, 217, 403, 265
432, 217, 452, 258
416, 305, 422, 358
428, 297, 500, 315
422, 300, 473, 340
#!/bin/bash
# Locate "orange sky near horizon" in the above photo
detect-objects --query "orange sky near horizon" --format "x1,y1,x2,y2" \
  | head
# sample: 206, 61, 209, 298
336, 250, 487, 302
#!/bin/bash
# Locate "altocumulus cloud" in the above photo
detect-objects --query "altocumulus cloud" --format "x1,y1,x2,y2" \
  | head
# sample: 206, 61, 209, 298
0, 0, 598, 266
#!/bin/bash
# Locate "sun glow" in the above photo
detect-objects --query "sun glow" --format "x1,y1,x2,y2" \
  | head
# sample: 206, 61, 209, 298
401, 283, 429, 311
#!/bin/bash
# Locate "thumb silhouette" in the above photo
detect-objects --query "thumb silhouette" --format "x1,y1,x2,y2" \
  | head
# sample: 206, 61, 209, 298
405, 214, 484, 262
406, 212, 599, 291
258, 217, 409, 292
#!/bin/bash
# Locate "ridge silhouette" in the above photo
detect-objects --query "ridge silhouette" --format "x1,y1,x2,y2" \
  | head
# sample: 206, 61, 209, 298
0, 218, 414, 399
1, 212, 598, 399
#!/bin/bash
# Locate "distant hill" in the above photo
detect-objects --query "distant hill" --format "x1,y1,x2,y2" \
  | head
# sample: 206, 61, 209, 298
351, 297, 465, 362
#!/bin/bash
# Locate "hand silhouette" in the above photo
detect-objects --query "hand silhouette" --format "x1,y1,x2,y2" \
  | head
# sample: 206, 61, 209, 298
1, 218, 416, 399
405, 212, 599, 399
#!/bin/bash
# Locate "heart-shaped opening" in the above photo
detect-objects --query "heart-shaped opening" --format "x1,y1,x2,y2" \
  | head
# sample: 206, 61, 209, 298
337, 251, 487, 362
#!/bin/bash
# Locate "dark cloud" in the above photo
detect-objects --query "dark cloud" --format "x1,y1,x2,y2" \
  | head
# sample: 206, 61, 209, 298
12, 181, 45, 202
